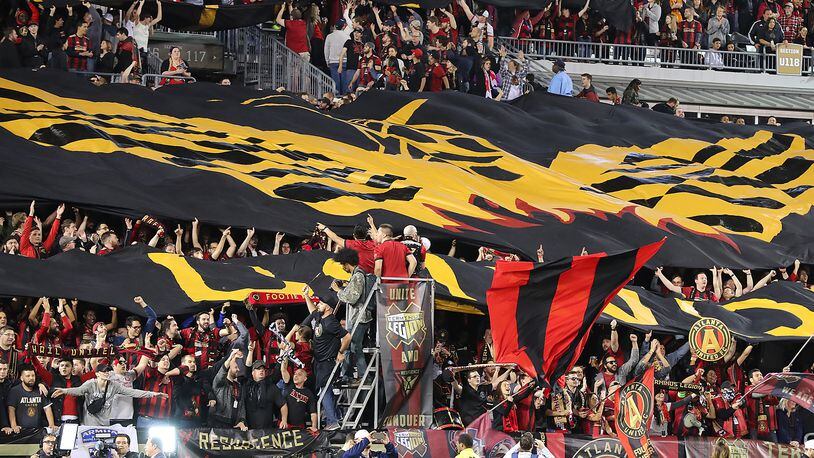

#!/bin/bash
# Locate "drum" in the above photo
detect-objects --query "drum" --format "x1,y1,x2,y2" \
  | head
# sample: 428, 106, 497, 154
433, 407, 463, 430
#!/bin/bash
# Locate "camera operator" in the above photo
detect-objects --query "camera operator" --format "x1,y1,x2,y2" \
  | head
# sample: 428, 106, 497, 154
30, 433, 57, 458
341, 429, 397, 458
113, 433, 138, 458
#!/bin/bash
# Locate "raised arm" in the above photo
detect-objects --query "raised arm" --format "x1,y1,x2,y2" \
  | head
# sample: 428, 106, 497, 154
237, 227, 255, 257
610, 319, 619, 353
224, 229, 237, 259
442, 7, 457, 29
151, 0, 162, 26
711, 267, 723, 299
654, 267, 682, 294
275, 3, 286, 28
578, 0, 590, 17
174, 225, 183, 255
316, 223, 346, 247
302, 285, 317, 314
457, 0, 475, 21
736, 344, 753, 366
752, 270, 776, 291
724, 269, 743, 297
125, 0, 138, 22
742, 269, 754, 293
147, 228, 164, 248
191, 218, 203, 251
211, 227, 230, 260
135, 0, 144, 21
272, 232, 284, 255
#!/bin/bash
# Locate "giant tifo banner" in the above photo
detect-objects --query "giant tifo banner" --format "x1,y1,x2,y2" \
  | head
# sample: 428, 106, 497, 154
175, 428, 330, 457
385, 431, 804, 458
0, 70, 812, 269
378, 281, 434, 428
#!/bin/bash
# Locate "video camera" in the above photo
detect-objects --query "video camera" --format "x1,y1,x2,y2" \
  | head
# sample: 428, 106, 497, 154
90, 432, 116, 458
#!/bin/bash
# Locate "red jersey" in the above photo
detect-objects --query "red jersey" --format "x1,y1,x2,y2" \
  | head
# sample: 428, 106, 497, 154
19, 215, 60, 258
137, 367, 173, 418
345, 239, 376, 274
284, 20, 309, 53
374, 240, 411, 279
681, 286, 718, 302
425, 63, 447, 92
358, 54, 382, 86
180, 326, 222, 370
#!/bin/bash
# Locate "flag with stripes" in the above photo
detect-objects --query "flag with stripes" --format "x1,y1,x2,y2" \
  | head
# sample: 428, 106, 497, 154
486, 239, 664, 382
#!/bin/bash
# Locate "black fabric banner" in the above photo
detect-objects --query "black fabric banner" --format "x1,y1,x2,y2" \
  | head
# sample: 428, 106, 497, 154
176, 428, 331, 457
1, 241, 814, 345
378, 281, 435, 428
0, 71, 812, 268
41, 0, 280, 31
602, 283, 814, 342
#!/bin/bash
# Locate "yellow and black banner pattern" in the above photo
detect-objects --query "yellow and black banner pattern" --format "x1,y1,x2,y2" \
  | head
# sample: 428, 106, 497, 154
0, 70, 811, 267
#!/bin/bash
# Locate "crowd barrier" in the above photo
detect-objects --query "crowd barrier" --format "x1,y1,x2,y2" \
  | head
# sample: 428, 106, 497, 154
499, 37, 814, 75
0, 427, 806, 457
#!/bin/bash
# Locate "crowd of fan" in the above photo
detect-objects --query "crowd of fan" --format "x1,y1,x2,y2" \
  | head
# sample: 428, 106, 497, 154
0, 0, 202, 87
0, 200, 813, 457
284, 0, 814, 101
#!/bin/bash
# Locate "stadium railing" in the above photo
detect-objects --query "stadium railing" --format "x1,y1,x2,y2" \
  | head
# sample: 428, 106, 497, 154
499, 37, 814, 75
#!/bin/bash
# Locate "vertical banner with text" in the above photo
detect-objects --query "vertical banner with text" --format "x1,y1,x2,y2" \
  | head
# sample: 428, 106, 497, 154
378, 280, 434, 428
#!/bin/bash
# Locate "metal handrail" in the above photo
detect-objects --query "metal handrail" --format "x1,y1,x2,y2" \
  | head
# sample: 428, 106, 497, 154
141, 73, 197, 89
315, 277, 380, 429
498, 37, 813, 75
215, 26, 335, 97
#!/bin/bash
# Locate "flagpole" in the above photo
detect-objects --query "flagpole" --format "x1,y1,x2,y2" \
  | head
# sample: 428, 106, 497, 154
787, 334, 813, 370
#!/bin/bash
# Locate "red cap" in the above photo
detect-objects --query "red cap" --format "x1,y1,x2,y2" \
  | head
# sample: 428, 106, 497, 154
92, 322, 105, 334
412, 48, 423, 58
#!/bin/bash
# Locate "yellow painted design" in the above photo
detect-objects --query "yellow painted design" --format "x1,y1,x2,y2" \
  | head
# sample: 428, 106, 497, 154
147, 253, 304, 301
425, 254, 476, 302
0, 77, 811, 246
603, 289, 659, 325
722, 300, 814, 337
198, 6, 218, 28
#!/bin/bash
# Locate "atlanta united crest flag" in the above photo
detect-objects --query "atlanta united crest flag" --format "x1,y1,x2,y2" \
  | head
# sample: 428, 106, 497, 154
486, 240, 664, 383
615, 366, 657, 458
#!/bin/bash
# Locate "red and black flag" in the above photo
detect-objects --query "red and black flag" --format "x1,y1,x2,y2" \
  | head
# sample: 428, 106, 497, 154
615, 366, 657, 458
749, 372, 814, 414
486, 239, 663, 382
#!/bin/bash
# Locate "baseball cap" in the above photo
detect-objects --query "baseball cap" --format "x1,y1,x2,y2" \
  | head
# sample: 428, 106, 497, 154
59, 235, 76, 249
354, 429, 370, 441
411, 48, 423, 58
96, 363, 113, 373
251, 360, 265, 370
554, 58, 566, 69
383, 19, 395, 26
104, 12, 113, 22
785, 2, 794, 6
92, 322, 105, 334
335, 18, 346, 29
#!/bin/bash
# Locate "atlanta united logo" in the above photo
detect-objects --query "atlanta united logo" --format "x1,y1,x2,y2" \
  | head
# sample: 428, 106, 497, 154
689, 318, 732, 362
393, 429, 428, 457
386, 301, 427, 350
616, 382, 653, 438
573, 438, 626, 457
